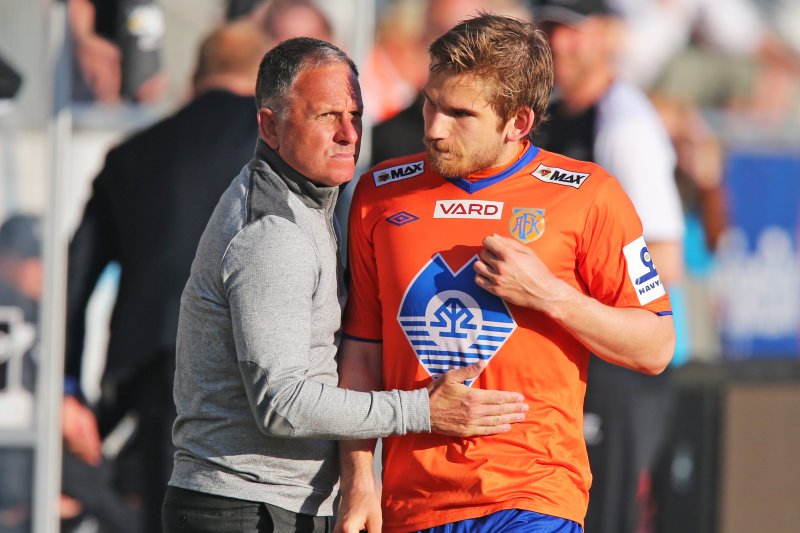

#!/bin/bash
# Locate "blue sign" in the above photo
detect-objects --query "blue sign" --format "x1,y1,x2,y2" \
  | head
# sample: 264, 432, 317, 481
715, 151, 800, 358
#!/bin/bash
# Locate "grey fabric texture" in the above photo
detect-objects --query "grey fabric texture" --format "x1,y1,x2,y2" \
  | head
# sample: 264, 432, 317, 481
169, 140, 430, 516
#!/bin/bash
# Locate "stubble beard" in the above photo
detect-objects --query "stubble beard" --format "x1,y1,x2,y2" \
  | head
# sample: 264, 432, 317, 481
425, 138, 505, 178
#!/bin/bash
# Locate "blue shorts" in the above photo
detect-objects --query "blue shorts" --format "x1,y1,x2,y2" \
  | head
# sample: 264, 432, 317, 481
414, 509, 583, 533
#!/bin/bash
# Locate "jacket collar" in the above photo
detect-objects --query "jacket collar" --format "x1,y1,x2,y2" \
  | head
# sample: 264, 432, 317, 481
253, 139, 338, 211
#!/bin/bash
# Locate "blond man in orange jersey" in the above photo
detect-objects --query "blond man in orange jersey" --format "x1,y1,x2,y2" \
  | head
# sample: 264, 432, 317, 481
335, 13, 675, 533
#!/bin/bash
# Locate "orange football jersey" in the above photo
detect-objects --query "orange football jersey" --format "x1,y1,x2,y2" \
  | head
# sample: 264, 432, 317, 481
343, 143, 672, 531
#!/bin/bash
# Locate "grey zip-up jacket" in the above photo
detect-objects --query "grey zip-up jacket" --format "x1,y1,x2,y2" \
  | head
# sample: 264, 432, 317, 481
169, 140, 430, 515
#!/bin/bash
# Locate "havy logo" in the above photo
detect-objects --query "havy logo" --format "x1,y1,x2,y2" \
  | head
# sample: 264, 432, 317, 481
531, 164, 590, 189
623, 236, 665, 305
373, 161, 424, 187
398, 254, 517, 385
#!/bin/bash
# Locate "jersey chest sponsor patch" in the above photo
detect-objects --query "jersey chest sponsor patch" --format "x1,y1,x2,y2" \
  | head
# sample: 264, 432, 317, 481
397, 254, 517, 385
623, 236, 665, 305
531, 164, 590, 188
433, 200, 504, 219
373, 161, 424, 186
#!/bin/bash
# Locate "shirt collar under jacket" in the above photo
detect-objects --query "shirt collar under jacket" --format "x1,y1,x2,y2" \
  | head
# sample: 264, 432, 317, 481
253, 138, 339, 212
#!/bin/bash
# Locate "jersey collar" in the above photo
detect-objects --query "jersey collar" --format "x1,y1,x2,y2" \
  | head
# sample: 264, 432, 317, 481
445, 142, 540, 194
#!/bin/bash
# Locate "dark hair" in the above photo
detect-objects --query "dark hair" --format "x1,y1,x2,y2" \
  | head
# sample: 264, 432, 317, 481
255, 37, 357, 117
429, 13, 553, 131
0, 214, 41, 259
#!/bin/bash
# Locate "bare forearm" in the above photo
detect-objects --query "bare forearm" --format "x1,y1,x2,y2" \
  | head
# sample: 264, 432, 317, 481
337, 439, 382, 533
545, 280, 675, 374
68, 0, 95, 41
475, 234, 675, 375
340, 439, 378, 491
338, 337, 382, 487
336, 339, 382, 533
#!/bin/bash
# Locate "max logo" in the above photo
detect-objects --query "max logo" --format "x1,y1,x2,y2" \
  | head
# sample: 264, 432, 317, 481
434, 200, 504, 219
532, 164, 590, 189
373, 161, 424, 186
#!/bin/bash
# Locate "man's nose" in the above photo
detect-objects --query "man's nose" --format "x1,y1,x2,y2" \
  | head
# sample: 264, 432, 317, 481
335, 116, 360, 144
424, 111, 447, 140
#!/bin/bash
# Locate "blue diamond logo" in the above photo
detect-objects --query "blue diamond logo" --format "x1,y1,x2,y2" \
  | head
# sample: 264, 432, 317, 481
386, 211, 419, 226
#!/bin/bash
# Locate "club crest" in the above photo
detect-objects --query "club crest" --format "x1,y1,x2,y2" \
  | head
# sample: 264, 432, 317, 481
509, 208, 545, 243
398, 254, 517, 385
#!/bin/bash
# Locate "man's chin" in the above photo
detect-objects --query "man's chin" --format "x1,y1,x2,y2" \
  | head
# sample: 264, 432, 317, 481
309, 164, 356, 187
429, 156, 464, 178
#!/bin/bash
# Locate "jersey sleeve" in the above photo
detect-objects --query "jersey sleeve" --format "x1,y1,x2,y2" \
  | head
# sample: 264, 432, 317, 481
343, 175, 384, 340
577, 174, 672, 315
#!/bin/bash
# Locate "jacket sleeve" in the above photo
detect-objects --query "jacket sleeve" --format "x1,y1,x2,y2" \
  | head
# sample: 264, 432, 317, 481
222, 216, 430, 440
64, 158, 118, 391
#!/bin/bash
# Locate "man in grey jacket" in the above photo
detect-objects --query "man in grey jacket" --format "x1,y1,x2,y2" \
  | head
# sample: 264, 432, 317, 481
163, 37, 529, 533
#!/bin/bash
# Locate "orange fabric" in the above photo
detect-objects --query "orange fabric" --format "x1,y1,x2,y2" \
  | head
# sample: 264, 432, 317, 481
344, 145, 672, 532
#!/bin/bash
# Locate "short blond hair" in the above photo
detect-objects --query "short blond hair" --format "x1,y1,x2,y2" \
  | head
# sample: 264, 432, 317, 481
429, 13, 553, 132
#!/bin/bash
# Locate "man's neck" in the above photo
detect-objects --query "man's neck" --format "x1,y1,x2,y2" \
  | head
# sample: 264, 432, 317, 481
193, 74, 256, 98
498, 141, 526, 168
466, 141, 529, 181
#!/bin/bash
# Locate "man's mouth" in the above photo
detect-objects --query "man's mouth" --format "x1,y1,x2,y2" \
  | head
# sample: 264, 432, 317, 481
425, 140, 453, 155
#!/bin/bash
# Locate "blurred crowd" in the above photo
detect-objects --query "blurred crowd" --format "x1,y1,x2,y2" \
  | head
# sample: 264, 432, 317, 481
1, 0, 799, 531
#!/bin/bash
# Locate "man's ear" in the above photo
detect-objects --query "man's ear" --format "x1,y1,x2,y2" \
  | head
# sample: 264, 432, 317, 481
257, 108, 280, 149
505, 107, 535, 142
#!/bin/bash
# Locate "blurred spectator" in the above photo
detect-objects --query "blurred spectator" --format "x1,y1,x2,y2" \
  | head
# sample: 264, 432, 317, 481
530, 0, 684, 531
573, 17, 793, 345
63, 21, 269, 532
610, 0, 800, 117
653, 97, 727, 257
653, 96, 728, 360
0, 214, 40, 435
361, 0, 429, 123
229, 0, 333, 43
370, 91, 425, 167
0, 215, 42, 323
67, 0, 167, 103
368, 0, 480, 157
226, 0, 261, 20
0, 214, 139, 533
0, 214, 42, 533
255, 0, 332, 42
